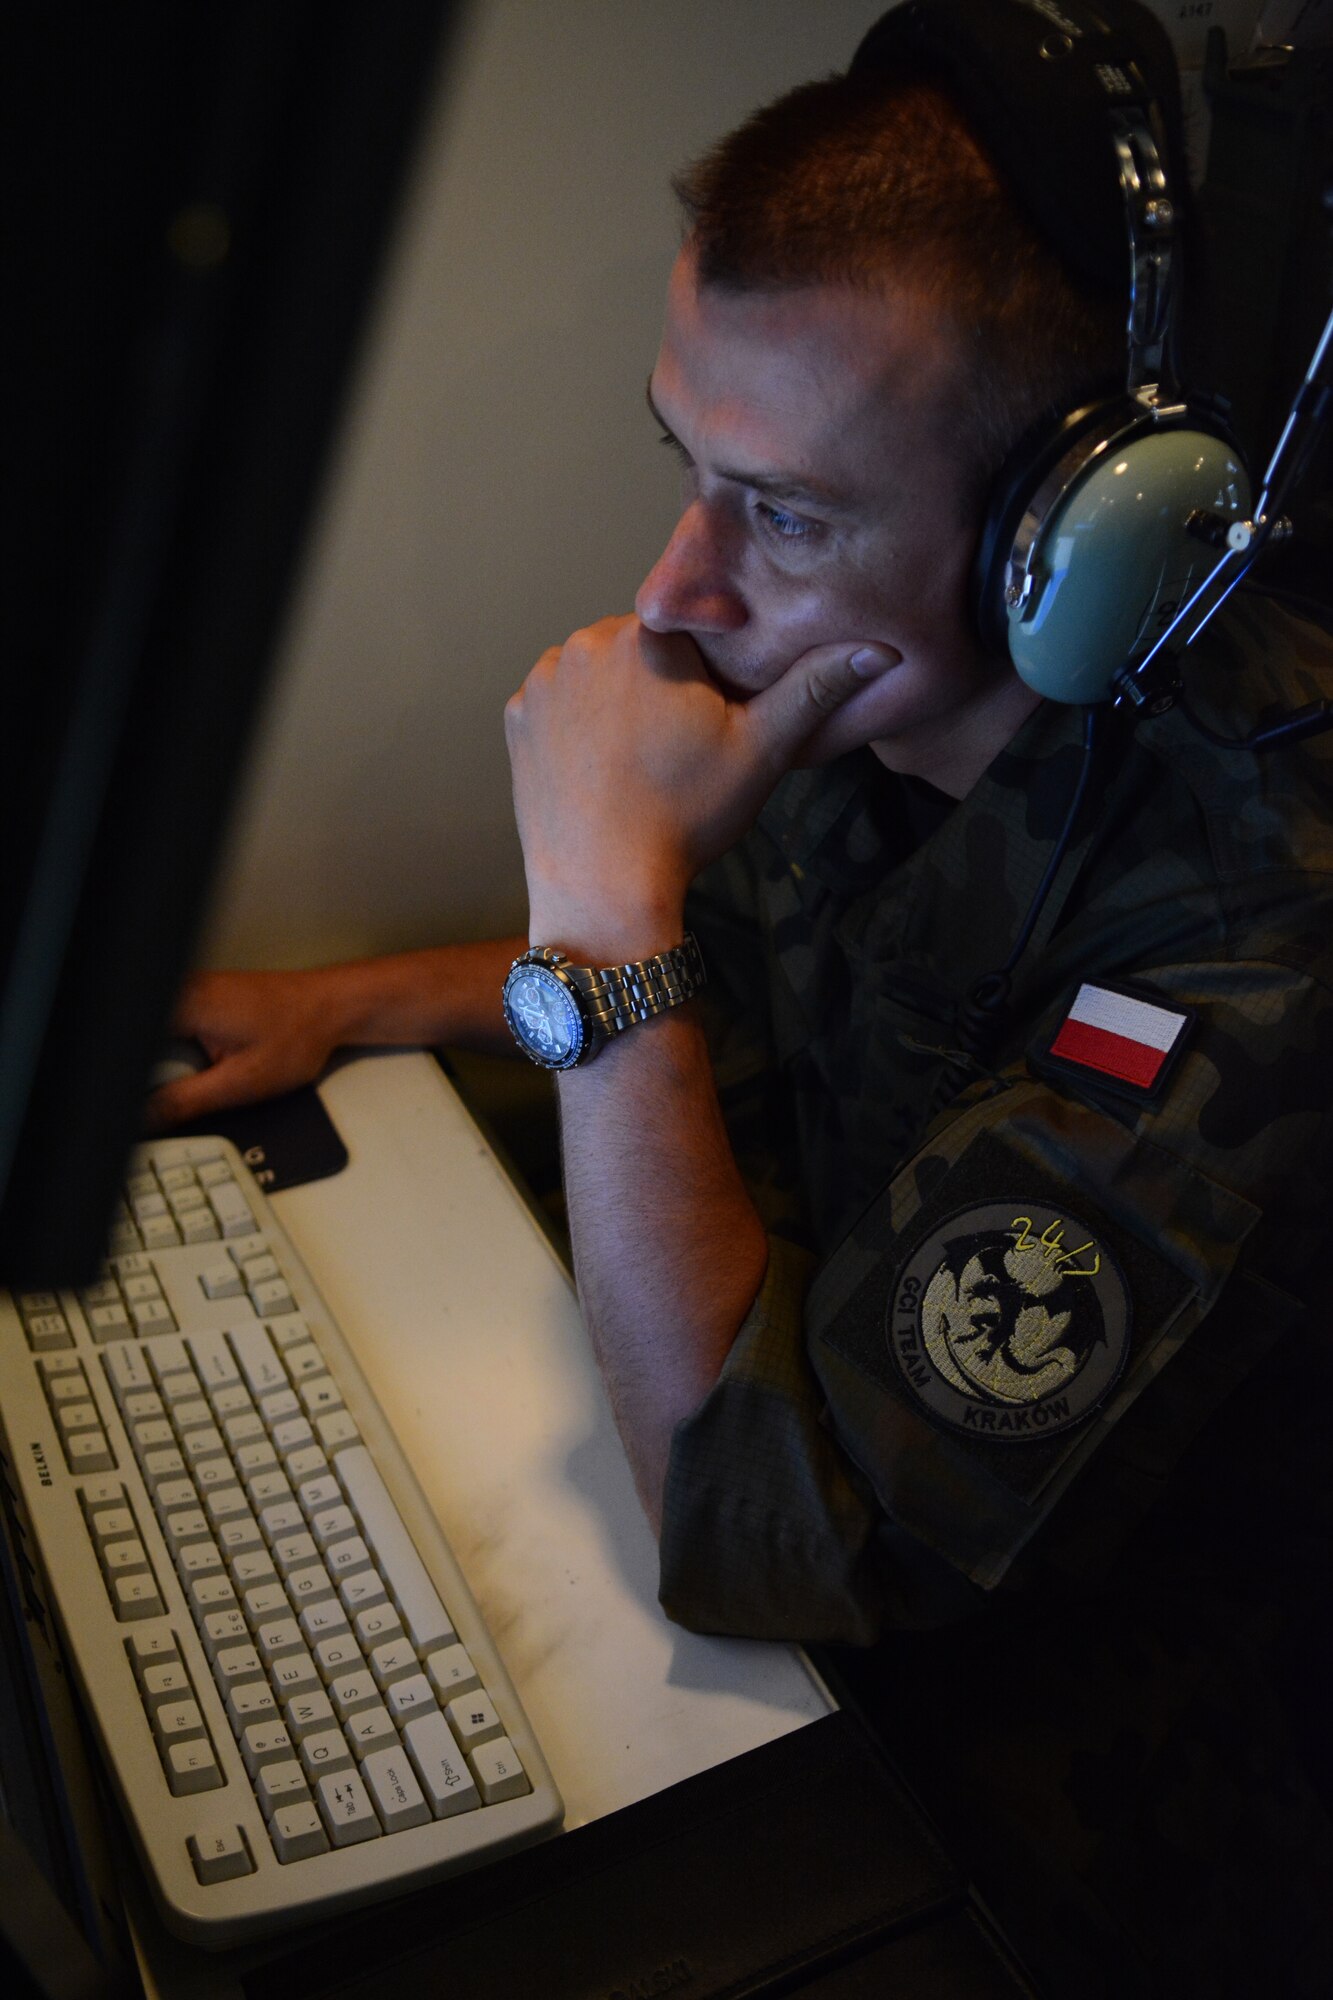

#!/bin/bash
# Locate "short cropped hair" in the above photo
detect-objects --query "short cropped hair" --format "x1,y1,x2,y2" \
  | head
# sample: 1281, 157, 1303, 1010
674, 72, 1126, 500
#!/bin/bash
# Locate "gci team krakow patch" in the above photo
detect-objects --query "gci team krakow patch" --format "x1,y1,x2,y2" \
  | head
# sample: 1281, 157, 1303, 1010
888, 1200, 1131, 1442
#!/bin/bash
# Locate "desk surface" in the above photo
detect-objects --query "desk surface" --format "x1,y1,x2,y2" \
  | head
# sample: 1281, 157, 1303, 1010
272, 1051, 830, 1831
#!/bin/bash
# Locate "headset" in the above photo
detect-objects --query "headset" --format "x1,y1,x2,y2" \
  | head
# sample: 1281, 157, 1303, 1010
849, 0, 1333, 1059
850, 0, 1255, 715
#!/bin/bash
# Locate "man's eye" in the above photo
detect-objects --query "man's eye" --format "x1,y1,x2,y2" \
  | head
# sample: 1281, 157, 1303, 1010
755, 499, 817, 543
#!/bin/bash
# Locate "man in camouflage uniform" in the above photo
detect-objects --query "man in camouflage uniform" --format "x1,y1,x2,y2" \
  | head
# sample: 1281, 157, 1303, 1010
160, 4, 1333, 1988
665, 588, 1333, 1994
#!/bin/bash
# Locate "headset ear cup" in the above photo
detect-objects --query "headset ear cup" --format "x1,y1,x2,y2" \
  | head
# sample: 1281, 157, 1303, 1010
998, 416, 1251, 704
972, 396, 1134, 658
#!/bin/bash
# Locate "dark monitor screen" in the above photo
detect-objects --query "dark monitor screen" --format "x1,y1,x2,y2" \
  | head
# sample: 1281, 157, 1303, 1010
0, 3, 459, 1289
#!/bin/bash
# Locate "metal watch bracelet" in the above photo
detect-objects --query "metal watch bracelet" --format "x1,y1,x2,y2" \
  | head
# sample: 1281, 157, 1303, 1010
555, 933, 706, 1038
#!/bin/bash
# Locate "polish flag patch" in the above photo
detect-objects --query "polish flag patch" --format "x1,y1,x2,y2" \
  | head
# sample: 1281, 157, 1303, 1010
1044, 982, 1192, 1099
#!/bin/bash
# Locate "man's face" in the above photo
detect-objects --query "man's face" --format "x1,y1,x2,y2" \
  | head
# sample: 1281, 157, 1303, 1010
637, 245, 1022, 771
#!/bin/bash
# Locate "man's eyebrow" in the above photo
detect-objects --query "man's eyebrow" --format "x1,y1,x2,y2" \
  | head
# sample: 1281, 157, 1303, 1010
644, 379, 850, 512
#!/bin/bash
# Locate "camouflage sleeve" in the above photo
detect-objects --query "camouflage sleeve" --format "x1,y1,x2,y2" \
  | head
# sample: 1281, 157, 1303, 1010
659, 948, 1331, 1642
686, 850, 812, 1249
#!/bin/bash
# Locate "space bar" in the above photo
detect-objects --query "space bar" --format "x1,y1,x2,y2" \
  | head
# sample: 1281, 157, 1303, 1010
337, 1446, 456, 1652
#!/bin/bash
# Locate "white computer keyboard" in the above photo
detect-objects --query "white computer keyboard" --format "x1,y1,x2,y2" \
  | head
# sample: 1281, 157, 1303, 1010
0, 1135, 562, 1946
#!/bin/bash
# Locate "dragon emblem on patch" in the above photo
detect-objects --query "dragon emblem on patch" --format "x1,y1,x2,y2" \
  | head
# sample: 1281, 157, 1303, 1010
887, 1200, 1130, 1441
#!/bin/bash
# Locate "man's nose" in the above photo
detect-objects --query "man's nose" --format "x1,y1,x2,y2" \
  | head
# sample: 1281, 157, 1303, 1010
635, 500, 747, 636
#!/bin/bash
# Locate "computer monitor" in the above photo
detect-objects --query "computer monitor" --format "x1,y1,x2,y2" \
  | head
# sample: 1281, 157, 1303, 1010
0, 3, 459, 1289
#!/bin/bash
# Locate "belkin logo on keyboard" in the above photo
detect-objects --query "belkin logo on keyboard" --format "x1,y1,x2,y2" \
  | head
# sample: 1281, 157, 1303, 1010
605, 1959, 693, 2000
29, 1441, 53, 1488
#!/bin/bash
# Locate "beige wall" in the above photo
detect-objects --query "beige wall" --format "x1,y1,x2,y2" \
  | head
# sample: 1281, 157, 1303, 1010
199, 0, 879, 970
197, 0, 1240, 972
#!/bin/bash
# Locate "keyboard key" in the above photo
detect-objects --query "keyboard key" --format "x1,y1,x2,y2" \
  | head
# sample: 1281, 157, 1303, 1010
362, 1747, 431, 1833
284, 1689, 336, 1743
166, 1738, 224, 1796
231, 1548, 278, 1589
339, 1570, 387, 1617
445, 1693, 503, 1753
403, 1712, 479, 1819
153, 1700, 207, 1750
210, 1181, 256, 1238
425, 1645, 480, 1700
285, 1446, 329, 1486
355, 1604, 403, 1651
287, 1564, 336, 1610
172, 1398, 214, 1435
316, 1771, 380, 1846
26, 1313, 74, 1352
87, 1303, 132, 1341
47, 1373, 92, 1408
299, 1729, 353, 1782
256, 1617, 305, 1665
270, 1651, 321, 1703
270, 1800, 329, 1863
273, 1533, 318, 1578
188, 1825, 253, 1884
133, 1295, 177, 1335
202, 1609, 250, 1661
189, 1574, 237, 1618
315, 1409, 361, 1454
216, 1644, 267, 1697
218, 1514, 265, 1558
283, 1344, 325, 1383
300, 1378, 343, 1421
256, 1760, 310, 1820
68, 1431, 116, 1474
345, 1705, 397, 1759
178, 1541, 224, 1582
141, 1446, 186, 1488
312, 1505, 356, 1550
140, 1661, 193, 1711
369, 1639, 417, 1690
103, 1341, 154, 1399
230, 1323, 286, 1400
266, 1313, 312, 1352
241, 1722, 294, 1779
326, 1535, 370, 1581
386, 1674, 436, 1726
259, 1501, 303, 1543
243, 1583, 289, 1627
300, 1599, 349, 1648
207, 1485, 252, 1526
313, 1634, 363, 1683
260, 1388, 301, 1426
298, 1474, 341, 1514
329, 1669, 378, 1721
271, 1416, 314, 1456
127, 1628, 180, 1674
470, 1736, 532, 1805
227, 1681, 279, 1733
252, 1278, 297, 1318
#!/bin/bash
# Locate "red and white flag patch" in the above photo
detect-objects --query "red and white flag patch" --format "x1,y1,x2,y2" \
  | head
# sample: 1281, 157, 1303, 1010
1046, 982, 1191, 1096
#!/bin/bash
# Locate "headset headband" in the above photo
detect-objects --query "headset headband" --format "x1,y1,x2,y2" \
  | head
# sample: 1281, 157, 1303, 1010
849, 0, 1188, 316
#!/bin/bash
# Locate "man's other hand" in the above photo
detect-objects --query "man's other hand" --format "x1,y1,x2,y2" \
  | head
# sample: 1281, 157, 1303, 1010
505, 614, 893, 953
146, 968, 346, 1130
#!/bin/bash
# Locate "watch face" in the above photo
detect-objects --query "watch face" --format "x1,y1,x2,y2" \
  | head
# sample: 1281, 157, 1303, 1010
504, 964, 584, 1067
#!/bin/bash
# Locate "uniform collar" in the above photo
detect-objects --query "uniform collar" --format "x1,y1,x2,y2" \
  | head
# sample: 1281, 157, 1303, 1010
760, 699, 1122, 991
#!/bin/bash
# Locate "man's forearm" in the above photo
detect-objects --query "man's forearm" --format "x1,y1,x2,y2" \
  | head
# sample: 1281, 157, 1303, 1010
556, 1006, 768, 1531
330, 936, 527, 1056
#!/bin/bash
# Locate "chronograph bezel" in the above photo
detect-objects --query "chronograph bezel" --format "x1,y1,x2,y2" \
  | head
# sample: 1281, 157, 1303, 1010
501, 960, 590, 1069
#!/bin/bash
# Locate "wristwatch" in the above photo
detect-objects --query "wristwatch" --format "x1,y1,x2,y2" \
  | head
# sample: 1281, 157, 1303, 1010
501, 934, 707, 1070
